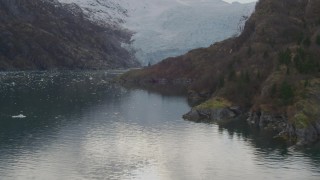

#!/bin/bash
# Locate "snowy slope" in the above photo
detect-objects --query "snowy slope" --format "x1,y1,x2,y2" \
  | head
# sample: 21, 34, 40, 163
57, 0, 128, 26
58, 0, 256, 65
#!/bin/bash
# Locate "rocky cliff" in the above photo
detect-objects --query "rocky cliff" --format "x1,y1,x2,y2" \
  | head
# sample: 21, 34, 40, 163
121, 0, 320, 145
0, 0, 139, 70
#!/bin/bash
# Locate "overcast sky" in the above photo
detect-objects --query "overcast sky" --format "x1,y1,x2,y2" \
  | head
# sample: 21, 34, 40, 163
223, 0, 257, 3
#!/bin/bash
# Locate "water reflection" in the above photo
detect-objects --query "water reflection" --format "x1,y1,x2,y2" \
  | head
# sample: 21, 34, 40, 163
0, 71, 319, 180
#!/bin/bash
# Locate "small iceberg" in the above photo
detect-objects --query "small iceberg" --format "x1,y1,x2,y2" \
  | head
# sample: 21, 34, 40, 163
12, 114, 26, 118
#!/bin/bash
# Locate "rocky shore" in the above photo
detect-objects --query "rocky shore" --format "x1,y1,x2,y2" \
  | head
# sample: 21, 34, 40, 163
182, 91, 320, 146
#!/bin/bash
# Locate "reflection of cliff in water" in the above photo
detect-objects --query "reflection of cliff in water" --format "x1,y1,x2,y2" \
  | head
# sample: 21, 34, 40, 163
122, 77, 320, 163
191, 115, 320, 167
122, 83, 188, 98
0, 71, 130, 146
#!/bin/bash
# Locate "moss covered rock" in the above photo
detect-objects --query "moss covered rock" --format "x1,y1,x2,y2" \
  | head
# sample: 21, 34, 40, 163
183, 97, 241, 122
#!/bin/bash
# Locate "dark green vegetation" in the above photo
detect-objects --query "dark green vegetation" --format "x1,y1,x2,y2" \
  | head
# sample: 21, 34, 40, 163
0, 0, 139, 70
121, 0, 320, 145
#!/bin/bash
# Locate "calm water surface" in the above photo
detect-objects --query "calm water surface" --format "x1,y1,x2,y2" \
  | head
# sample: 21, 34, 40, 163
0, 71, 319, 180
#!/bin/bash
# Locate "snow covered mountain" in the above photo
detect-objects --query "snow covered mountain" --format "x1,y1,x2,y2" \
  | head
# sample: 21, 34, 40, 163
58, 0, 256, 65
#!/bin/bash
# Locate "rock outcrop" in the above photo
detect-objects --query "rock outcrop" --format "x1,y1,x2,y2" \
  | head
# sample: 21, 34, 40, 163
183, 97, 243, 123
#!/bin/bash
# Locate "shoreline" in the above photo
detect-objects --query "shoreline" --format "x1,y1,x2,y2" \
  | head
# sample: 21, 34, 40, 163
119, 76, 320, 147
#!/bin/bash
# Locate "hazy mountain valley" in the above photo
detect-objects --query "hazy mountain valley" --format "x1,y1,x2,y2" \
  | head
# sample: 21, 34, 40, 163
58, 0, 255, 65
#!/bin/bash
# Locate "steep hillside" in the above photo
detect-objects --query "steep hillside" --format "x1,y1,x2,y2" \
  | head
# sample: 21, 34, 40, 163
0, 0, 139, 70
121, 0, 320, 145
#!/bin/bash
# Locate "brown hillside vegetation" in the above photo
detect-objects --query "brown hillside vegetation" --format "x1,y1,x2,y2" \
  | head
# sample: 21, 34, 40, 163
121, 0, 320, 145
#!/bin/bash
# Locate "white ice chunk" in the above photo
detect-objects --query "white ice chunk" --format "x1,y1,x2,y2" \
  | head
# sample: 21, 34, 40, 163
12, 114, 27, 118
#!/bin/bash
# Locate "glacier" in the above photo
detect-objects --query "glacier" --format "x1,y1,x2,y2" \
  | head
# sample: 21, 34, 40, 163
58, 0, 256, 65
